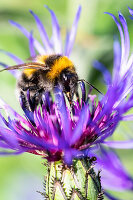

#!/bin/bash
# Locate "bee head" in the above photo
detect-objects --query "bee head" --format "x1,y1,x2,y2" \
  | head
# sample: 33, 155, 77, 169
59, 69, 78, 101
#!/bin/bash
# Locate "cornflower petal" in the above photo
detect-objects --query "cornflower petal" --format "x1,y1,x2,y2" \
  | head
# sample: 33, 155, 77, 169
19, 131, 58, 151
29, 31, 36, 58
0, 50, 23, 64
104, 191, 122, 200
46, 116, 59, 146
128, 7, 133, 16
126, 53, 133, 72
0, 151, 23, 156
0, 140, 11, 149
103, 140, 133, 149
0, 126, 19, 149
0, 97, 17, 117
29, 10, 53, 53
0, 50, 22, 77
112, 39, 121, 83
65, 6, 81, 57
119, 12, 130, 71
0, 97, 30, 126
122, 114, 133, 121
64, 148, 81, 165
9, 20, 46, 54
105, 12, 125, 72
0, 142, 20, 151
96, 147, 133, 191
70, 105, 89, 145
54, 88, 71, 141
45, 5, 62, 54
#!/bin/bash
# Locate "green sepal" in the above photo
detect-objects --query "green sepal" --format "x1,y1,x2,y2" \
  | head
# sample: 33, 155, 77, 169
41, 158, 104, 200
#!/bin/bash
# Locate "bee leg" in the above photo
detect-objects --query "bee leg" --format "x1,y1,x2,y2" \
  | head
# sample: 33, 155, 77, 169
40, 99, 43, 107
29, 92, 39, 112
70, 91, 80, 115
30, 89, 44, 111
20, 91, 29, 111
66, 92, 76, 115
76, 91, 80, 104
66, 92, 73, 105
20, 91, 35, 126
42, 92, 51, 113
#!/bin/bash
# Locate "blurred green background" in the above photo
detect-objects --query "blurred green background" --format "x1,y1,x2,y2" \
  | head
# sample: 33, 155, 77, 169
0, 0, 133, 199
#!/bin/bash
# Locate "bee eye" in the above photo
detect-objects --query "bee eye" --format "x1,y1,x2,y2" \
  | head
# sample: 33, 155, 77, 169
63, 74, 68, 81
62, 73, 73, 83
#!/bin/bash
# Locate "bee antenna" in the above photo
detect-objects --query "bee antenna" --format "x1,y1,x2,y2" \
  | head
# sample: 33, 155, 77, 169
78, 79, 103, 95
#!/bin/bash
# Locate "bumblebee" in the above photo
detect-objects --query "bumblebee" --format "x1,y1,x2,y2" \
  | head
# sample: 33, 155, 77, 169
1, 54, 79, 111
0, 54, 102, 111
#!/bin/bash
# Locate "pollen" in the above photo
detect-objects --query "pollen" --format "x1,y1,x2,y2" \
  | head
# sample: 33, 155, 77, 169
47, 56, 74, 80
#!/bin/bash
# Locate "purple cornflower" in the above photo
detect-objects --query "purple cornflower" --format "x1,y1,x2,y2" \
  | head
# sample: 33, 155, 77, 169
1, 5, 133, 199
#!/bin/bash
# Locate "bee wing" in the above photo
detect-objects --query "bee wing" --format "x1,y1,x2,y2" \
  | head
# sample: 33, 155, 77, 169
0, 62, 50, 72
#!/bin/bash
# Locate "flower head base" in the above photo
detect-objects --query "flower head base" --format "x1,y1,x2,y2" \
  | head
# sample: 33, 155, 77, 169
0, 76, 129, 165
0, 82, 106, 163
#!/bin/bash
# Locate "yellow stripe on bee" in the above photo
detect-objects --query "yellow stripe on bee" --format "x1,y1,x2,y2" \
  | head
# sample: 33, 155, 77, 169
36, 55, 49, 64
47, 56, 74, 80
23, 55, 48, 77
23, 68, 37, 77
